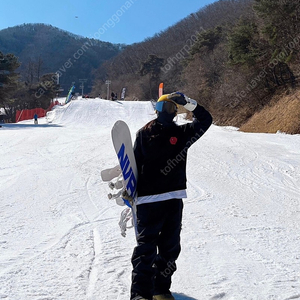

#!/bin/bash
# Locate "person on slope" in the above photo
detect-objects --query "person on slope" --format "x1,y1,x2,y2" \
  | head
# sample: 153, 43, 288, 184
34, 113, 38, 125
131, 92, 213, 300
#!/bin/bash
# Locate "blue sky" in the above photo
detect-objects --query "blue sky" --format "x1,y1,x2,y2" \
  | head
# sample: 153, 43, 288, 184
0, 0, 216, 45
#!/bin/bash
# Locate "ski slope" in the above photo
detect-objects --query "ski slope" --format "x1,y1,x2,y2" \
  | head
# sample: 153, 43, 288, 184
0, 98, 300, 300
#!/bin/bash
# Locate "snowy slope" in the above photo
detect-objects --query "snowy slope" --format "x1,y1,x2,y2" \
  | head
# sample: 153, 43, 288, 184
0, 98, 300, 300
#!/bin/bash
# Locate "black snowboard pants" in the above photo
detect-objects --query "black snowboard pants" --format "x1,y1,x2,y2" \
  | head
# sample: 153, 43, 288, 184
130, 198, 183, 300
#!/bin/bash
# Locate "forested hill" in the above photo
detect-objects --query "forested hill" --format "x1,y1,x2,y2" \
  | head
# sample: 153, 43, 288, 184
0, 23, 123, 93
1, 1, 300, 133
92, 0, 300, 134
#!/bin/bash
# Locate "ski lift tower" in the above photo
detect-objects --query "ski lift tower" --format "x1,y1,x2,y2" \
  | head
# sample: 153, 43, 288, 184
55, 73, 64, 101
105, 80, 111, 100
79, 79, 87, 97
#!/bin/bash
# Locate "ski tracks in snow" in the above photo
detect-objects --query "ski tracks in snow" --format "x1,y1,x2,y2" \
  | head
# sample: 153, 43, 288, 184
85, 225, 133, 300
179, 128, 300, 299
2, 100, 300, 300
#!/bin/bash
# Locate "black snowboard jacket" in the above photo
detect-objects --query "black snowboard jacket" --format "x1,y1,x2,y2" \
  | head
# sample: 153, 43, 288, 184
133, 104, 213, 198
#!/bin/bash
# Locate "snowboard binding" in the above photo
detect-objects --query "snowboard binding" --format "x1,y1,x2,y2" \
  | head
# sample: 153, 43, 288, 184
101, 165, 134, 236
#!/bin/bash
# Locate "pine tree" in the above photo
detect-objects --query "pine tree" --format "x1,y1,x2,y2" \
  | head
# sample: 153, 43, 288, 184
189, 26, 223, 55
0, 51, 20, 106
140, 54, 164, 98
228, 20, 261, 66
253, 0, 300, 60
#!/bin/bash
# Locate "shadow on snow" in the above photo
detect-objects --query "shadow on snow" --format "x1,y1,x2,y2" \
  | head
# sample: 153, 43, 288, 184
174, 292, 226, 300
173, 293, 198, 300
0, 123, 62, 130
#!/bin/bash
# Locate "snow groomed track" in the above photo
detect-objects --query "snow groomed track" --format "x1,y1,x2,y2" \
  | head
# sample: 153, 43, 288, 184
0, 98, 300, 300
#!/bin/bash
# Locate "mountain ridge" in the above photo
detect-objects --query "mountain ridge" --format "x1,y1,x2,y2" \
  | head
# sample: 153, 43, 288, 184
0, 23, 124, 94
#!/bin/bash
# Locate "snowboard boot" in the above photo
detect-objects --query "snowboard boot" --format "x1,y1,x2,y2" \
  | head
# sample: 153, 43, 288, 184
132, 296, 149, 300
153, 294, 175, 300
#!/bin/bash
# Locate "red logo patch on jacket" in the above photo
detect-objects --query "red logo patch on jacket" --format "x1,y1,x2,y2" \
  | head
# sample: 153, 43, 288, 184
170, 137, 178, 145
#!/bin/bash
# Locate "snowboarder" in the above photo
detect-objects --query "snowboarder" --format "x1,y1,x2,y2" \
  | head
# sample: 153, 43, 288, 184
130, 92, 213, 300
34, 113, 38, 125
111, 92, 115, 100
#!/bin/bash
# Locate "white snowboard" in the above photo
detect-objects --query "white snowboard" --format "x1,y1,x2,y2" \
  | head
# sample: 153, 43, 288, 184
111, 120, 138, 237
111, 120, 138, 202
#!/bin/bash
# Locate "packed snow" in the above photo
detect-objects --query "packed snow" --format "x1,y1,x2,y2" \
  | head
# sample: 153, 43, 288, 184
0, 98, 300, 300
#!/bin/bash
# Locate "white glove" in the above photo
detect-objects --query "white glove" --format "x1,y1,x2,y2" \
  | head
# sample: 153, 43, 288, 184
167, 92, 198, 111
183, 96, 198, 111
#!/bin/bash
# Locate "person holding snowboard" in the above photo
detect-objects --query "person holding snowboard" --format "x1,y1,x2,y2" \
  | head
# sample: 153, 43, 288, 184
131, 92, 213, 300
